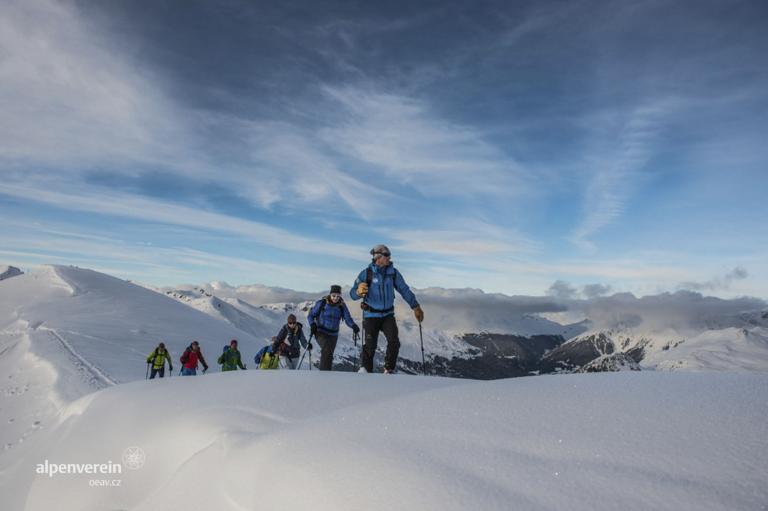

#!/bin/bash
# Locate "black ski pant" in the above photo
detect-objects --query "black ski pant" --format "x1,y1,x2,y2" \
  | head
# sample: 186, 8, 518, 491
150, 367, 165, 379
316, 332, 338, 371
362, 314, 400, 373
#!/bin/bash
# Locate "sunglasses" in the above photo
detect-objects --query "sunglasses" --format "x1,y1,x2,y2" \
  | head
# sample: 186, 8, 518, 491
330, 293, 341, 299
376, 252, 391, 258
287, 321, 297, 326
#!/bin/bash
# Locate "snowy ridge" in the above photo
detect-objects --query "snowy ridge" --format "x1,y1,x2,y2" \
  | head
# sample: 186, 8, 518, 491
550, 323, 768, 373
0, 265, 270, 466
162, 288, 275, 340
0, 265, 23, 281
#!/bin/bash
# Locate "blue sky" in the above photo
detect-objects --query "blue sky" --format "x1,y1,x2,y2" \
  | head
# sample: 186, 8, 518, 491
1, 0, 766, 297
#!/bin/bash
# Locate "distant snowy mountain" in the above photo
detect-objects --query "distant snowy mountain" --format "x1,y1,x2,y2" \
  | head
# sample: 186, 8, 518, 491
543, 319, 768, 374
158, 278, 768, 376
0, 265, 23, 281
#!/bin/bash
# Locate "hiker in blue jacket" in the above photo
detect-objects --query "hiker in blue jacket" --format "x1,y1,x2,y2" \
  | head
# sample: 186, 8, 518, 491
350, 244, 424, 374
307, 285, 359, 371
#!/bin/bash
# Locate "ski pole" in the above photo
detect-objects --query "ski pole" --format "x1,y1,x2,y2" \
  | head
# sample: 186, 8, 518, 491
419, 321, 426, 376
353, 330, 361, 371
359, 306, 366, 372
297, 333, 313, 370
145, 363, 150, 379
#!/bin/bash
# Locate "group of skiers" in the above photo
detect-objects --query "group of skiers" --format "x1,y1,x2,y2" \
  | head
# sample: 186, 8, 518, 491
145, 245, 424, 377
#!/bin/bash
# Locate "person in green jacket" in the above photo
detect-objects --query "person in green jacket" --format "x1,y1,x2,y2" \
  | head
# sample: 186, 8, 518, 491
218, 339, 247, 371
147, 342, 173, 379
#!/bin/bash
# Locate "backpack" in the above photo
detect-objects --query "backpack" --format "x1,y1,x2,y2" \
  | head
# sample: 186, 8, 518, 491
254, 346, 279, 370
260, 352, 280, 370
218, 345, 229, 365
180, 347, 191, 364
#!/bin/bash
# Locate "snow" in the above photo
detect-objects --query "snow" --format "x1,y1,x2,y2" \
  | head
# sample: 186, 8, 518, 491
568, 325, 768, 373
5, 371, 767, 511
2, 265, 768, 510
0, 265, 270, 468
648, 327, 768, 372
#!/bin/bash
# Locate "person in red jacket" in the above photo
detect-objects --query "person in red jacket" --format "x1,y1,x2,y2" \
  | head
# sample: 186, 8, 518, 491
180, 341, 209, 376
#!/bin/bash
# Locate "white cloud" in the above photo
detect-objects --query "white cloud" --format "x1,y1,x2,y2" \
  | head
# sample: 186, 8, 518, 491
0, 0, 191, 169
0, 181, 361, 260
384, 220, 536, 258
547, 280, 578, 300
318, 86, 528, 199
679, 266, 749, 292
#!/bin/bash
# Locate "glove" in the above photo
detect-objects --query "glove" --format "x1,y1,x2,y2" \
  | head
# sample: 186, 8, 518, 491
203, 366, 208, 374
310, 323, 318, 337
169, 366, 173, 372
307, 342, 313, 351
352, 324, 360, 335
414, 305, 424, 323
356, 282, 368, 297
243, 365, 247, 370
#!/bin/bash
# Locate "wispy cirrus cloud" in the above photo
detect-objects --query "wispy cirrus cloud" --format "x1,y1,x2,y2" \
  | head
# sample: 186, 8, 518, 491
0, 181, 361, 260
384, 221, 537, 258
0, 0, 191, 170
319, 86, 528, 200
569, 102, 669, 251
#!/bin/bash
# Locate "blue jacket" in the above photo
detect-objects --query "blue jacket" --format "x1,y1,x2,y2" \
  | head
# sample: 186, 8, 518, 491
350, 263, 419, 318
308, 297, 357, 336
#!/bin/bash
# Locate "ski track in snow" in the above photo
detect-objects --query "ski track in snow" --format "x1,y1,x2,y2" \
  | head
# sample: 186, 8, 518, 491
41, 327, 116, 388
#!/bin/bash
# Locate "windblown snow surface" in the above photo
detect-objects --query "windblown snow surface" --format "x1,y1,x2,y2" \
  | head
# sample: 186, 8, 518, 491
1, 266, 767, 511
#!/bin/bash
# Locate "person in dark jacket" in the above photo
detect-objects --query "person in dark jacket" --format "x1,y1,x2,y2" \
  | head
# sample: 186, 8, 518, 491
271, 314, 308, 369
146, 342, 173, 379
350, 244, 423, 374
180, 341, 209, 376
218, 339, 246, 371
307, 285, 359, 371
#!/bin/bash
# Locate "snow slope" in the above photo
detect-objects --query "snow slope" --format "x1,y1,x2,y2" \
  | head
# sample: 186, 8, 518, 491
0, 266, 269, 469
6, 371, 768, 511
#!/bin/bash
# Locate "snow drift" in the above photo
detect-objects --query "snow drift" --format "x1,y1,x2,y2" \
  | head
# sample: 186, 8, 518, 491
8, 371, 768, 511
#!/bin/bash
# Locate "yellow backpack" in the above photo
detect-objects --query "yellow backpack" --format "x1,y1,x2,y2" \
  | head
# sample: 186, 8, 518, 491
259, 351, 280, 370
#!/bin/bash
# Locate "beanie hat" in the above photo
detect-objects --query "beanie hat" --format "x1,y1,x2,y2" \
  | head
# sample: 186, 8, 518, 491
330, 284, 342, 295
